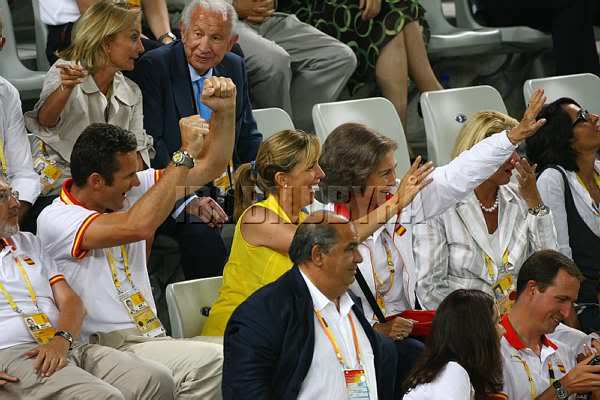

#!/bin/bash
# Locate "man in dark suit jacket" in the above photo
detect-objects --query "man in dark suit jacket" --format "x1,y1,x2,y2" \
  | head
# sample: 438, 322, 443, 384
223, 212, 401, 400
128, 0, 263, 280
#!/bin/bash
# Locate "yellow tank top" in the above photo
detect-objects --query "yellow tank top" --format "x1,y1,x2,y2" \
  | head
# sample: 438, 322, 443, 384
201, 195, 307, 336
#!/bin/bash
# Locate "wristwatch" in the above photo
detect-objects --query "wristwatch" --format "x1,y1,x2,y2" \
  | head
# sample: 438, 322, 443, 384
54, 330, 73, 350
552, 380, 569, 400
158, 31, 176, 44
171, 150, 195, 169
528, 202, 550, 216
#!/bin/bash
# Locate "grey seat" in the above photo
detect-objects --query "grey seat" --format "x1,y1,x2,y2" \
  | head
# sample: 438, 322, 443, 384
454, 0, 552, 51
252, 107, 294, 140
419, 0, 502, 60
0, 0, 46, 100
524, 73, 600, 115
32, 0, 50, 71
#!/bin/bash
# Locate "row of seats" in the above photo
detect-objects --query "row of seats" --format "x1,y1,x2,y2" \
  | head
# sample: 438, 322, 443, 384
0, 0, 563, 101
170, 71, 600, 339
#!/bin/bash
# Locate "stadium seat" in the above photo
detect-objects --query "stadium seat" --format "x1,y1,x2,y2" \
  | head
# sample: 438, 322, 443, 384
166, 276, 223, 338
312, 97, 411, 176
0, 0, 46, 100
420, 85, 507, 166
523, 73, 600, 115
454, 0, 552, 51
32, 0, 50, 71
252, 107, 294, 140
419, 0, 502, 60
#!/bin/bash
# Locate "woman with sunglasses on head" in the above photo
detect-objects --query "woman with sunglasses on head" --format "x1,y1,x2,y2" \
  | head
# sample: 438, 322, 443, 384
526, 98, 600, 333
403, 289, 505, 400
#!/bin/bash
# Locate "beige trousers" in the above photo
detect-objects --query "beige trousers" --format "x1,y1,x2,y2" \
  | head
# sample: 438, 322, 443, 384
0, 342, 175, 400
91, 329, 224, 400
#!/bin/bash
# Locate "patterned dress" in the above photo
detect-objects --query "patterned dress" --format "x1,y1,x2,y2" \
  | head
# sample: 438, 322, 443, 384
279, 0, 429, 95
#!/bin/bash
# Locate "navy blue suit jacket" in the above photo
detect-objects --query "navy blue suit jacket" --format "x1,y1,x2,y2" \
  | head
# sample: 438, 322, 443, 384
129, 41, 262, 168
223, 266, 400, 400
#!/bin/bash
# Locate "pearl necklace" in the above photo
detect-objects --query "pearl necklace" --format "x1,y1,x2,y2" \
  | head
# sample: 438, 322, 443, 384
479, 194, 499, 213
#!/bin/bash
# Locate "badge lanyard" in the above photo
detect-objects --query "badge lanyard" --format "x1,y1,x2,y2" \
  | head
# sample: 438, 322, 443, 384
104, 245, 133, 293
314, 309, 362, 369
485, 248, 511, 281
0, 257, 40, 314
0, 139, 7, 176
512, 354, 537, 400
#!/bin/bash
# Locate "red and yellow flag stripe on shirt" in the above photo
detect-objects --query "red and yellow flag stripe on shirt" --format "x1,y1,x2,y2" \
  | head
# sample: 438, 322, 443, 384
49, 274, 65, 286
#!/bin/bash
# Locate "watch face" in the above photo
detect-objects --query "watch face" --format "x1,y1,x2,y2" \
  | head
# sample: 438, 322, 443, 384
173, 152, 183, 163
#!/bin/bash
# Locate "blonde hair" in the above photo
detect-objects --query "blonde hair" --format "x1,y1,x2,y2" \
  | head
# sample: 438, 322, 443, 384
234, 130, 320, 221
58, 1, 140, 74
452, 111, 518, 158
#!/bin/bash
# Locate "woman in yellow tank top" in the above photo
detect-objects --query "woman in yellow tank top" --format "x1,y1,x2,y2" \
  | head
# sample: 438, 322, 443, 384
202, 129, 434, 336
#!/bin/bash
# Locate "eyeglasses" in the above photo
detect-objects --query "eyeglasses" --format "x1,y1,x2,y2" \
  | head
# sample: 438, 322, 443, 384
572, 109, 591, 127
0, 190, 19, 204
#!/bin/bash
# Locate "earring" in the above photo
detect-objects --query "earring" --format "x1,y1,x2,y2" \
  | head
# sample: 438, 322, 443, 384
284, 184, 288, 188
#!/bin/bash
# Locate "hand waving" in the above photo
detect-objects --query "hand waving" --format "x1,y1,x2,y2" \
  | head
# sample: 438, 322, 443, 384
394, 156, 434, 210
508, 89, 547, 144
514, 157, 542, 208
55, 64, 87, 91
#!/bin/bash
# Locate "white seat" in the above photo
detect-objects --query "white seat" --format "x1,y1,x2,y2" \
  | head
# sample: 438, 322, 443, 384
0, 0, 46, 100
420, 85, 507, 166
523, 73, 600, 115
165, 276, 223, 338
32, 0, 50, 71
420, 0, 501, 59
454, 0, 552, 50
312, 97, 411, 175
252, 107, 294, 140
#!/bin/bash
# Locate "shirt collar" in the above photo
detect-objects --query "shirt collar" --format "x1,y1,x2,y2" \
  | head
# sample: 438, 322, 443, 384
0, 237, 16, 258
79, 71, 137, 106
188, 64, 213, 83
59, 178, 87, 208
300, 269, 355, 316
501, 314, 558, 351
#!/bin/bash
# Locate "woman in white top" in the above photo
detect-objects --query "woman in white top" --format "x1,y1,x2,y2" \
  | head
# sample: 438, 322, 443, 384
525, 97, 600, 333
25, 1, 153, 199
413, 111, 558, 311
403, 289, 505, 400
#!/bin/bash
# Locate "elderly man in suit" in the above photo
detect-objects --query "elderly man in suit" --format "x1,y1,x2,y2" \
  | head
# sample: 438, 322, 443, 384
223, 211, 400, 400
129, 0, 262, 279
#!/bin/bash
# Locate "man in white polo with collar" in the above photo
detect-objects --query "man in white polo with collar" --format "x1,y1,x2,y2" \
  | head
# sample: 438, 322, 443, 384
501, 249, 600, 400
37, 76, 236, 399
0, 176, 175, 399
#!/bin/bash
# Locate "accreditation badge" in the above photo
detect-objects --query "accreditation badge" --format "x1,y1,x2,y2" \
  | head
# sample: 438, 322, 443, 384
492, 273, 515, 316
344, 369, 371, 400
23, 312, 56, 344
119, 290, 165, 338
34, 157, 63, 195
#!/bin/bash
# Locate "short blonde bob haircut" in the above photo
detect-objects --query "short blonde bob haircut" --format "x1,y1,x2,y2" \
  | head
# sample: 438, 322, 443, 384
58, 1, 140, 74
452, 111, 518, 159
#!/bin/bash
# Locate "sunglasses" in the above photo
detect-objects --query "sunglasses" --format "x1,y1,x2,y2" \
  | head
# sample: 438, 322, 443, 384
572, 109, 591, 127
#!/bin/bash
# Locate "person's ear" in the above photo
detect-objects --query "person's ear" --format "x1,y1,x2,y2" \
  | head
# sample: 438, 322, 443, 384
311, 244, 325, 267
274, 172, 289, 189
88, 172, 106, 189
226, 34, 238, 52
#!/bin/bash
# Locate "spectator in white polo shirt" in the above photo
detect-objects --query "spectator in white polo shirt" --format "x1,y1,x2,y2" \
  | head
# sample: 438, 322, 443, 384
403, 289, 505, 400
501, 250, 600, 399
0, 16, 42, 226
36, 76, 236, 399
0, 177, 174, 399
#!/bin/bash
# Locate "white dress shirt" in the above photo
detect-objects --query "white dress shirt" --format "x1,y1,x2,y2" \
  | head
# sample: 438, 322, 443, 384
298, 270, 378, 400
403, 362, 474, 400
537, 162, 600, 259
39, 0, 80, 26
0, 77, 42, 204
413, 183, 559, 310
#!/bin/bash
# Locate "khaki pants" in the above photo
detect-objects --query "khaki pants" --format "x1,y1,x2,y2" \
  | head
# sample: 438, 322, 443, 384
0, 342, 175, 400
91, 329, 223, 400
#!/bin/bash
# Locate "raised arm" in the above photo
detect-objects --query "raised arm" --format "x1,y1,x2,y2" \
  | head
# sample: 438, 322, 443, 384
413, 89, 548, 221
142, 0, 173, 43
37, 64, 87, 128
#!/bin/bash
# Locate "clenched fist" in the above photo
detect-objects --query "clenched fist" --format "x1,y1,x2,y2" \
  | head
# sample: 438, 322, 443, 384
200, 76, 236, 114
179, 115, 210, 159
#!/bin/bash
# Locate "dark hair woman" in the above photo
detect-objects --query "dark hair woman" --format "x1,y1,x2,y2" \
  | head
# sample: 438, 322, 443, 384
403, 289, 504, 400
525, 98, 600, 333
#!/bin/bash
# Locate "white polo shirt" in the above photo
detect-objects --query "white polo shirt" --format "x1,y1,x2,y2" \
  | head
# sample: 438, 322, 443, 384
0, 232, 65, 350
501, 315, 577, 400
403, 361, 474, 400
39, 0, 80, 26
298, 270, 378, 400
37, 169, 162, 342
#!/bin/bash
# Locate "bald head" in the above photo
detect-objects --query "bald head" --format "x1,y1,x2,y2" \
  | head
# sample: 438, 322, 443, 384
289, 211, 349, 265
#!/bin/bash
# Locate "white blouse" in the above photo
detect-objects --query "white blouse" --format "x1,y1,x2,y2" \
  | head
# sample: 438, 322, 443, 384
403, 362, 474, 400
536, 162, 600, 259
